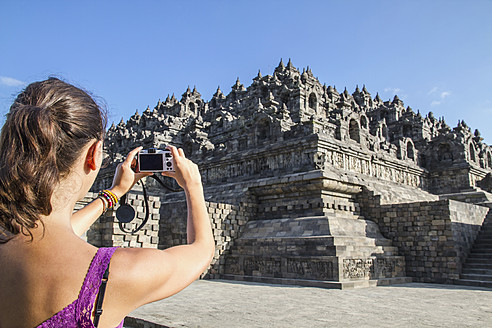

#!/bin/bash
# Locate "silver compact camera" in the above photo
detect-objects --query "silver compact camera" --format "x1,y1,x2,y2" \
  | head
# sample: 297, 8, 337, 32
137, 148, 174, 172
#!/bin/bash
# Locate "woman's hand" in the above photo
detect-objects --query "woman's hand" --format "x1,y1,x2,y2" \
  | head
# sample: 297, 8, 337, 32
161, 146, 202, 191
109, 146, 152, 199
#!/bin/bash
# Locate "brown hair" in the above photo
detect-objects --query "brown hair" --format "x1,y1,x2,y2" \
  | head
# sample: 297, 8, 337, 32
0, 77, 107, 242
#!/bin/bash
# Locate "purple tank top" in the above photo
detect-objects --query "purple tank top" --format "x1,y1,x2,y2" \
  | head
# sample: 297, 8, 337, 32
36, 247, 123, 328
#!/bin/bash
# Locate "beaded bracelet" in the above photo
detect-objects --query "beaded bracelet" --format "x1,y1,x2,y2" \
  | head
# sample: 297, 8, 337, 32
98, 189, 119, 213
104, 189, 119, 206
98, 194, 109, 213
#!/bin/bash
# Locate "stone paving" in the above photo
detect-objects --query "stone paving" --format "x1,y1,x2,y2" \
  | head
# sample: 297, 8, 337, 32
125, 279, 492, 328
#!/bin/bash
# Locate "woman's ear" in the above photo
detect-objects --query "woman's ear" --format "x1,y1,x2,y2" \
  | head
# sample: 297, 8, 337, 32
85, 140, 103, 171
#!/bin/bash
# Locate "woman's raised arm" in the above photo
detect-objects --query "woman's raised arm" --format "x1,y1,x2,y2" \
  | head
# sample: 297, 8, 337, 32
71, 146, 150, 235
102, 146, 215, 320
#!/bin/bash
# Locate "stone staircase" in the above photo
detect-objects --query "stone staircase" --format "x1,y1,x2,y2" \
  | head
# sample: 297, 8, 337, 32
221, 214, 411, 289
455, 209, 492, 288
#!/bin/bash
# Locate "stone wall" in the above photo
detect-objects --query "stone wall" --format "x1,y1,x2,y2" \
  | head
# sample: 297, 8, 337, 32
448, 200, 491, 264
83, 191, 160, 249
359, 190, 489, 283
81, 171, 490, 285
157, 199, 254, 278
153, 185, 257, 278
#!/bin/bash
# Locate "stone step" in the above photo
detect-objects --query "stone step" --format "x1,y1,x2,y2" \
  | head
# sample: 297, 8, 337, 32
470, 247, 492, 253
229, 243, 399, 257
236, 235, 393, 247
230, 237, 399, 257
454, 279, 492, 289
462, 268, 492, 275
475, 238, 492, 243
460, 273, 492, 282
464, 258, 492, 264
240, 216, 386, 240
236, 236, 394, 244
230, 244, 335, 257
220, 274, 412, 290
467, 253, 492, 259
472, 241, 492, 251
464, 263, 492, 270
470, 251, 492, 257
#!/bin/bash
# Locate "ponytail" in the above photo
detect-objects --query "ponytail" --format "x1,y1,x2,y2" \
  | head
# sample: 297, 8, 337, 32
0, 78, 106, 242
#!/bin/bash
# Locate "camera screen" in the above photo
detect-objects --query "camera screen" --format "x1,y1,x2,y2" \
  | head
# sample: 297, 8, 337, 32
139, 153, 164, 171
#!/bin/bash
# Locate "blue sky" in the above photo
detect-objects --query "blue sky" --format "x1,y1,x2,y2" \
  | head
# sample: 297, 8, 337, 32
1, 0, 491, 144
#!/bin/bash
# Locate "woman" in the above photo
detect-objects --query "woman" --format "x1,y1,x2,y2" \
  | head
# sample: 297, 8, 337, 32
0, 78, 215, 327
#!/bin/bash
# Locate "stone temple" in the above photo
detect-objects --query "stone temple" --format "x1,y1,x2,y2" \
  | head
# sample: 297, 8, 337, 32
85, 59, 492, 289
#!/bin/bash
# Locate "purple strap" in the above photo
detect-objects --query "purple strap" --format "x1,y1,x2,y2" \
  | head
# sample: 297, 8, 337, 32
76, 247, 118, 326
36, 247, 122, 328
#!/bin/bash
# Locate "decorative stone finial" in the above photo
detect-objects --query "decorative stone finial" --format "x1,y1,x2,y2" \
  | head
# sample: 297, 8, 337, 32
278, 58, 285, 69
182, 86, 192, 99
214, 85, 223, 97
232, 77, 245, 91
301, 68, 308, 80
287, 58, 294, 69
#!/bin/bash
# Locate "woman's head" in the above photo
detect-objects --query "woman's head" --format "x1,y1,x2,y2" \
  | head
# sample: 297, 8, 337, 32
0, 77, 107, 241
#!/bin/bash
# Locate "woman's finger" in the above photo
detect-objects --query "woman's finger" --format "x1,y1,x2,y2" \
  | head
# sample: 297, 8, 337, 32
167, 145, 180, 160
161, 171, 176, 178
123, 146, 143, 166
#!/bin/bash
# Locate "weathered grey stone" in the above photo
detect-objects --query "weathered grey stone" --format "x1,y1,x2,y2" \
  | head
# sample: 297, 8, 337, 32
82, 60, 492, 288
